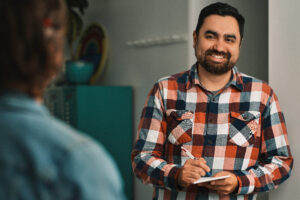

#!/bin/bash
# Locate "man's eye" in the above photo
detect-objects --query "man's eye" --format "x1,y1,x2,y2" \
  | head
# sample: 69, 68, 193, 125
225, 38, 235, 43
205, 35, 214, 39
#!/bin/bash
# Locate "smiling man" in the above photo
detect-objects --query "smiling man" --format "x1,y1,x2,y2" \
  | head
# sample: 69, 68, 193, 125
131, 2, 293, 200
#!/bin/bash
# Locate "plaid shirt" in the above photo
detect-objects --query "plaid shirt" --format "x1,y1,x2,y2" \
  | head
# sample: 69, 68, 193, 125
131, 64, 293, 200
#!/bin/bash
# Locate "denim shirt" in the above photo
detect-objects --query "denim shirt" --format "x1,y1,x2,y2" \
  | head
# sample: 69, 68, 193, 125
0, 91, 126, 200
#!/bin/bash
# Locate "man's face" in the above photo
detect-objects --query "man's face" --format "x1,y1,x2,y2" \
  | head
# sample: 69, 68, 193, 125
193, 14, 241, 75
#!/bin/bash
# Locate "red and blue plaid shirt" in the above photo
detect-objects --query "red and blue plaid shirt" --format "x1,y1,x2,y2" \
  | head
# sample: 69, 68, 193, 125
131, 64, 293, 200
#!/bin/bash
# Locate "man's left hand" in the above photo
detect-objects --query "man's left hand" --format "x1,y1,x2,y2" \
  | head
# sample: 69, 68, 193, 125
200, 171, 238, 195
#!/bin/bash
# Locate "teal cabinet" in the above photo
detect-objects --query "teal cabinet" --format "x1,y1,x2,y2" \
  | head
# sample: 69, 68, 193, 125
44, 86, 133, 200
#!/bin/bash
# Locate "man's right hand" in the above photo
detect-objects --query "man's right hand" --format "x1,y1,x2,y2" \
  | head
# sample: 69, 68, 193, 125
178, 158, 211, 188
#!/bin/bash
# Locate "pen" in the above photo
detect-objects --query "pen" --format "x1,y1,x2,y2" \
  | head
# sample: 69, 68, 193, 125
181, 146, 212, 177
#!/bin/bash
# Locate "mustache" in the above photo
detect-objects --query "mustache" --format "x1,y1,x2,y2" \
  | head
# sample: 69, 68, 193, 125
205, 49, 231, 59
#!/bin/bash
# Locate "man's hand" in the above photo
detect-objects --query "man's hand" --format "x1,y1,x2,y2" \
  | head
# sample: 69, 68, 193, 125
178, 158, 210, 188
201, 171, 238, 195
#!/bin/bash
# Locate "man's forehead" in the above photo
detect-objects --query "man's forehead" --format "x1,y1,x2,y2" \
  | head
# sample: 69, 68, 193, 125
200, 14, 240, 36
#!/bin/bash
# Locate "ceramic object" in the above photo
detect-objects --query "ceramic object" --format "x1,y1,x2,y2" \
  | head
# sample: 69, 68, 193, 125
66, 61, 93, 84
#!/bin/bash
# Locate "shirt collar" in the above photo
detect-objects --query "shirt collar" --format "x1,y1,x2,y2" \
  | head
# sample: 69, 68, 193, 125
186, 63, 244, 91
229, 67, 244, 91
0, 90, 49, 116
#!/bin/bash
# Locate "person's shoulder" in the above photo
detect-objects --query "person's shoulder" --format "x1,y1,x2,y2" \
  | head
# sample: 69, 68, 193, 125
238, 71, 274, 95
238, 71, 270, 86
60, 124, 126, 199
239, 72, 264, 84
0, 112, 125, 199
154, 69, 190, 90
44, 117, 121, 167
158, 69, 190, 83
31, 115, 126, 199
1, 107, 109, 166
45, 117, 93, 145
22, 112, 94, 150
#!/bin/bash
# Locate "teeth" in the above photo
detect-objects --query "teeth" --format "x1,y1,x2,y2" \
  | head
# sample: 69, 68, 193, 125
212, 55, 224, 59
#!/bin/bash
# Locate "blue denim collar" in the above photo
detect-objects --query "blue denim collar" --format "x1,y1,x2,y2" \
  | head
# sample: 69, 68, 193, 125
0, 90, 49, 117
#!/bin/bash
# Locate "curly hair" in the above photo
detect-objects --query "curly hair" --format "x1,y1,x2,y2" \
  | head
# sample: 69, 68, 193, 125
0, 0, 67, 98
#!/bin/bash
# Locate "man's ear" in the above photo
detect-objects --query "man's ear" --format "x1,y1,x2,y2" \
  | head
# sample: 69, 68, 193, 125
193, 31, 198, 48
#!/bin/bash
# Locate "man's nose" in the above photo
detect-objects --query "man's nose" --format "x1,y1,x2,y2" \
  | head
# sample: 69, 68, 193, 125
212, 39, 226, 52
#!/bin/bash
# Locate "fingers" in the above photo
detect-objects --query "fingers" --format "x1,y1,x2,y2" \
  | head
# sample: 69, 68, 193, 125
203, 171, 238, 195
210, 179, 227, 186
178, 158, 211, 188
187, 167, 206, 177
178, 166, 203, 186
210, 172, 235, 186
178, 167, 199, 187
184, 159, 210, 177
187, 158, 211, 174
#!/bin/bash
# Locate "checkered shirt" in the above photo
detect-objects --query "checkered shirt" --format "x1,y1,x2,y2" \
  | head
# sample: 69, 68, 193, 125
131, 64, 293, 200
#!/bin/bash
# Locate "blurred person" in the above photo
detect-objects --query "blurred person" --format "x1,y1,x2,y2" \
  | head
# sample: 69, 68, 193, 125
131, 2, 293, 200
0, 0, 126, 199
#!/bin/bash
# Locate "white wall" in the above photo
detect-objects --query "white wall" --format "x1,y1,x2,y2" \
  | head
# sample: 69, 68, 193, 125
269, 0, 300, 199
84, 1, 189, 199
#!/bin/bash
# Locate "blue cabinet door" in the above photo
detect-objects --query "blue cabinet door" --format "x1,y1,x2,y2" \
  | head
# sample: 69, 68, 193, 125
76, 86, 133, 200
45, 86, 133, 200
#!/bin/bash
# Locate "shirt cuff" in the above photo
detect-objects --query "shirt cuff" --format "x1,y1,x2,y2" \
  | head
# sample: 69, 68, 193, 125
174, 167, 185, 191
235, 173, 255, 195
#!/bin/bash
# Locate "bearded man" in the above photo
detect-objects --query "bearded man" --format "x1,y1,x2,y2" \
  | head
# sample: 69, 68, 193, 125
131, 2, 293, 200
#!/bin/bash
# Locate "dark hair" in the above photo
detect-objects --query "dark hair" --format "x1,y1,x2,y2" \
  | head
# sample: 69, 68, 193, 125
195, 2, 245, 39
0, 0, 66, 98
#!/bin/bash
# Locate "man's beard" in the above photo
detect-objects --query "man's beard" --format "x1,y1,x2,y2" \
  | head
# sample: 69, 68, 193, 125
198, 49, 235, 75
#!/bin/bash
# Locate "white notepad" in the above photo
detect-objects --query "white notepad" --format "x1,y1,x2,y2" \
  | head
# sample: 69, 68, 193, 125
193, 175, 230, 184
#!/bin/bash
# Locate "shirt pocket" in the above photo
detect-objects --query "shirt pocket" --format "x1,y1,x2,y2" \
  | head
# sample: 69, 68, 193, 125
166, 109, 194, 145
229, 111, 260, 147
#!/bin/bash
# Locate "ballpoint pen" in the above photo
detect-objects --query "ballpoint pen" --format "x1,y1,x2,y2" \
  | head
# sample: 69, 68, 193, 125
181, 146, 212, 177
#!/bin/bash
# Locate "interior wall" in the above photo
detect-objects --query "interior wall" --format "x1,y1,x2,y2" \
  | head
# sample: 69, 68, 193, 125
81, 0, 269, 199
83, 1, 189, 199
269, 0, 300, 199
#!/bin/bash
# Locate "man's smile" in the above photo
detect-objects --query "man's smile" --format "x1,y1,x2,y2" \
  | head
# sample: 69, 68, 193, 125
206, 53, 228, 63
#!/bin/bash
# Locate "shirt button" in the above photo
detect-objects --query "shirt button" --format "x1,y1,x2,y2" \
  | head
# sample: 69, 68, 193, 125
208, 140, 213, 145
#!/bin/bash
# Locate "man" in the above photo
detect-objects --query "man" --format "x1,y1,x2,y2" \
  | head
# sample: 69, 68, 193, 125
131, 2, 293, 200
0, 0, 125, 199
